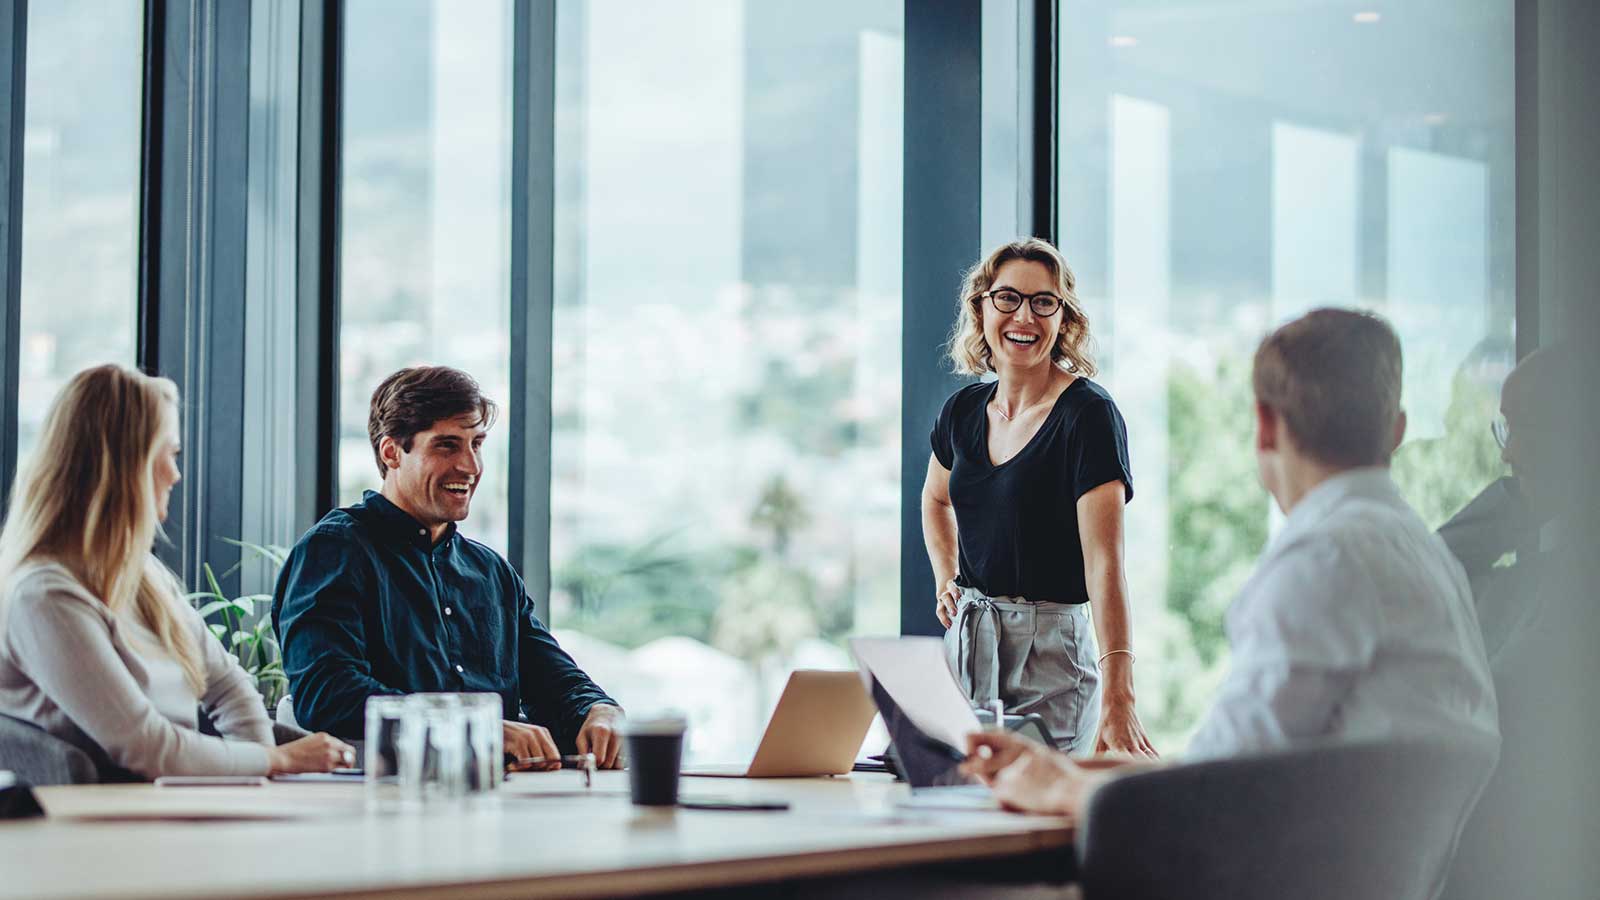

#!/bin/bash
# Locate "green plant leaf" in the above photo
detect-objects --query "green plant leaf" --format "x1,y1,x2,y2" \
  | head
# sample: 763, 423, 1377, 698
231, 594, 274, 615
196, 598, 252, 619
203, 563, 225, 600
221, 537, 290, 569
208, 623, 228, 639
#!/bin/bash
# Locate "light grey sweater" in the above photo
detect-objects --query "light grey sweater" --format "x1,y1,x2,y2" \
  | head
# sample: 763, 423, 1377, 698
0, 561, 273, 777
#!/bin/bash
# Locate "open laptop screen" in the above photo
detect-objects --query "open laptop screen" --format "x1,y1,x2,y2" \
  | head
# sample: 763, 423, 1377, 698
867, 675, 976, 789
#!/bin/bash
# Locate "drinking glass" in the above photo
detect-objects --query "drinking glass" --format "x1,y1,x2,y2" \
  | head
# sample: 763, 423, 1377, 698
398, 693, 468, 806
463, 693, 504, 795
363, 695, 408, 812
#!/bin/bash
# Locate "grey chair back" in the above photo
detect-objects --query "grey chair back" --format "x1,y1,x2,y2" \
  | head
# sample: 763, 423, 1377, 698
1076, 739, 1497, 900
0, 713, 100, 786
2, 710, 307, 788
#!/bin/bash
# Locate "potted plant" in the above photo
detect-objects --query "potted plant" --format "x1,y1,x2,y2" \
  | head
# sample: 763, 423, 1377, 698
186, 538, 290, 714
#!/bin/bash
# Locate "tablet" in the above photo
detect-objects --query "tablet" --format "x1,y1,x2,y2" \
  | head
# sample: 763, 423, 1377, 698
154, 776, 269, 787
677, 794, 790, 811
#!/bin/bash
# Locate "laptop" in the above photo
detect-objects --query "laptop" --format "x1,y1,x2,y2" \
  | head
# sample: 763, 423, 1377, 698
680, 670, 878, 778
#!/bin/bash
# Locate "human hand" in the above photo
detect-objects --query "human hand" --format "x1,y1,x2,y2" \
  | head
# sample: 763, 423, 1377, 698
961, 730, 1082, 816
268, 732, 356, 775
576, 704, 624, 769
935, 579, 961, 628
503, 720, 561, 770
1093, 698, 1157, 758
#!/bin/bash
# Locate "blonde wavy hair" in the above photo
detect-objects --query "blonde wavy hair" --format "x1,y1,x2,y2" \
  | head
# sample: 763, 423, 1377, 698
0, 364, 204, 693
946, 238, 1096, 377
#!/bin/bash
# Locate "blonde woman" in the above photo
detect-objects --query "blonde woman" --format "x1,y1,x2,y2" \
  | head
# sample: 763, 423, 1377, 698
922, 238, 1155, 756
0, 364, 352, 778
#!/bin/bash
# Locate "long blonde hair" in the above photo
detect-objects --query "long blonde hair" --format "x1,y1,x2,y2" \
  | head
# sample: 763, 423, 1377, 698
0, 364, 204, 693
947, 237, 1097, 377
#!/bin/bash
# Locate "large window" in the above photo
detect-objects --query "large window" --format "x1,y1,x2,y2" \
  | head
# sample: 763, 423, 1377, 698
549, 0, 905, 762
1059, 1, 1516, 748
338, 0, 513, 551
15, 1, 142, 457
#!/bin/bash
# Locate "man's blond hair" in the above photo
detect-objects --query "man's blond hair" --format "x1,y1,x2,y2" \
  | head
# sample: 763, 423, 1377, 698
1252, 308, 1403, 467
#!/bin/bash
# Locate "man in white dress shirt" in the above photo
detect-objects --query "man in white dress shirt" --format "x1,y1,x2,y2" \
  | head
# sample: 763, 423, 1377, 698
962, 308, 1500, 821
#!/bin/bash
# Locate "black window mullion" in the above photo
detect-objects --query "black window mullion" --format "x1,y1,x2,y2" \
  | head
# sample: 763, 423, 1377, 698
136, 0, 167, 373
0, 0, 25, 515
136, 0, 253, 592
902, 1, 984, 637
507, 0, 557, 624
296, 0, 341, 529
1031, 0, 1058, 243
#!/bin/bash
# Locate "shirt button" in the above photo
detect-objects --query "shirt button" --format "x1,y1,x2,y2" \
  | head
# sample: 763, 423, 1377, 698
444, 607, 453, 616
455, 664, 464, 674
418, 528, 426, 536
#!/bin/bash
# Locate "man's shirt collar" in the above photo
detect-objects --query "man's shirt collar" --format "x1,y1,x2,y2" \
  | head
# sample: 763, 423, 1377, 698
1277, 466, 1403, 549
360, 489, 458, 550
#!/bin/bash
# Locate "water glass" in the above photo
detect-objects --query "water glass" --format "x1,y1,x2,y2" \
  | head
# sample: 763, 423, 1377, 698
364, 695, 408, 810
463, 693, 504, 794
398, 693, 468, 806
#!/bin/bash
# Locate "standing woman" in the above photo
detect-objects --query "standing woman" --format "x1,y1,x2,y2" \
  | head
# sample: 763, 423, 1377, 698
0, 364, 352, 778
923, 238, 1154, 756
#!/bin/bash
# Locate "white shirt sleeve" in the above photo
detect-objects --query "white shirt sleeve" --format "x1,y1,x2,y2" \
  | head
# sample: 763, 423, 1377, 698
193, 605, 276, 747
4, 580, 272, 778
1186, 535, 1381, 760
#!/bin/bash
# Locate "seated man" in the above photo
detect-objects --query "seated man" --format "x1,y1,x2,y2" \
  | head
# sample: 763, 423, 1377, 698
273, 366, 623, 766
964, 308, 1499, 816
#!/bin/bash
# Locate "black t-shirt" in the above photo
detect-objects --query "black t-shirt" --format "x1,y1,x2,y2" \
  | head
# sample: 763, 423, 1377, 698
930, 378, 1133, 604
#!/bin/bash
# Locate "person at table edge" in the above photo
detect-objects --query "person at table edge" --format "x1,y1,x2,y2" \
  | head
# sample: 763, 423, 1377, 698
273, 366, 623, 767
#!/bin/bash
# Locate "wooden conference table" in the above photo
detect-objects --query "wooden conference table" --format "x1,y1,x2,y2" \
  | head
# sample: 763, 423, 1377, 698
0, 771, 1075, 899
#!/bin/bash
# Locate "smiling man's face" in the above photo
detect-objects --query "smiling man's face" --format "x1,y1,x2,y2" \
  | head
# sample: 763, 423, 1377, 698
379, 413, 488, 534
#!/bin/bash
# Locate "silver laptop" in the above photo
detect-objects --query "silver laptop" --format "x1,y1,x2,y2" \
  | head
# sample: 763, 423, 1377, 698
680, 670, 877, 778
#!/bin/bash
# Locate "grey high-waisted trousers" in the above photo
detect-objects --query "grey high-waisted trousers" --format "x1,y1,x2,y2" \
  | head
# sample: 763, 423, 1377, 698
943, 586, 1101, 753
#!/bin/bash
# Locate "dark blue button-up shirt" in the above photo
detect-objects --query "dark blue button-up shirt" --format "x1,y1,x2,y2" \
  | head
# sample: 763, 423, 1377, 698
272, 491, 615, 747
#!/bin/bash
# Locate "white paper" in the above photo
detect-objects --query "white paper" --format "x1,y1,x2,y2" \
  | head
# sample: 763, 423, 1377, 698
849, 636, 981, 751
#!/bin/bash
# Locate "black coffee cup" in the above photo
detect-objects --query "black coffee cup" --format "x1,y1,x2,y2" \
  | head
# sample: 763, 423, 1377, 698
623, 716, 687, 806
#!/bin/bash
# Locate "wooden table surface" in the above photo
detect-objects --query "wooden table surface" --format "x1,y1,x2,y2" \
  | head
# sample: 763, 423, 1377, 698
0, 772, 1074, 899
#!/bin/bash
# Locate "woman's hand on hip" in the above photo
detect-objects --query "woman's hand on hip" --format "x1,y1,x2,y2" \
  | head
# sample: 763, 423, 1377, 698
935, 579, 961, 628
1093, 698, 1158, 758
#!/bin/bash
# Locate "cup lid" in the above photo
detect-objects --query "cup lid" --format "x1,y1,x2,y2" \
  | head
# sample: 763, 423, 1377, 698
621, 713, 688, 736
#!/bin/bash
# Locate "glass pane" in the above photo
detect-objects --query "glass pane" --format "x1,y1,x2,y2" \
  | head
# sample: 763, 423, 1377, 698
16, 1, 143, 457
338, 0, 512, 551
1059, 1, 1515, 748
551, 0, 905, 763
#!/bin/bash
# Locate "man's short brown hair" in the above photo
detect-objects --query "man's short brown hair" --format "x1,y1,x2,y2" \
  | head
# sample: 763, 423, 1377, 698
1252, 308, 1403, 468
368, 366, 498, 478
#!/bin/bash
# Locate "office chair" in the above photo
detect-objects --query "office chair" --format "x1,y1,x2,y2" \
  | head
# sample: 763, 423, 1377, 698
0, 713, 103, 786
1075, 738, 1496, 900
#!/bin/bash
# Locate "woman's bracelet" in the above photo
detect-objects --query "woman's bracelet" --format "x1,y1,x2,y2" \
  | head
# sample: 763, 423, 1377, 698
1098, 648, 1135, 666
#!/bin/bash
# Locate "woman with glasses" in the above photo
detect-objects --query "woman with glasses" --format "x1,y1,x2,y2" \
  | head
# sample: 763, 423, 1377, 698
922, 238, 1155, 757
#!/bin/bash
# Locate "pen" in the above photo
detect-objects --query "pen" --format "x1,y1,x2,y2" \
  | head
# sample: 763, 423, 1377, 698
977, 699, 1005, 759
507, 752, 597, 787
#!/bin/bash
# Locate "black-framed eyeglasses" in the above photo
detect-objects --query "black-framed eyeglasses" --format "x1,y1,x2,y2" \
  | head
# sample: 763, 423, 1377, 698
984, 289, 1063, 317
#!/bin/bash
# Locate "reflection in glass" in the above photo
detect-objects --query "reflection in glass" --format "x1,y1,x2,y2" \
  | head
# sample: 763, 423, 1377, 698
338, 0, 512, 551
550, 0, 905, 763
1060, 0, 1516, 747
16, 1, 143, 458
